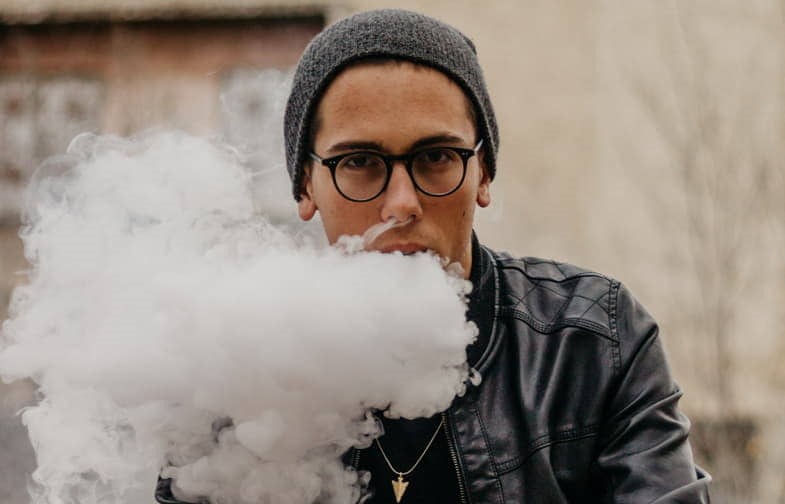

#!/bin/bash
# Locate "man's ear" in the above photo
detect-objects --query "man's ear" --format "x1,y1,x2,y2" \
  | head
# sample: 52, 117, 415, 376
297, 167, 317, 221
476, 155, 492, 208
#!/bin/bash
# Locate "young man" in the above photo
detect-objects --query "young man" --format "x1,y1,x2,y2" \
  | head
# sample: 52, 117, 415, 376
158, 8, 710, 504
285, 9, 710, 503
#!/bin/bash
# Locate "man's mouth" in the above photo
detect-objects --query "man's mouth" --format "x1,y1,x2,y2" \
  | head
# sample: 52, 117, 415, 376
377, 243, 430, 255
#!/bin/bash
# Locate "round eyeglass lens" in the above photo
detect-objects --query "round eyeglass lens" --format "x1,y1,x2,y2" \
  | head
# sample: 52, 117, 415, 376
335, 153, 388, 201
411, 148, 464, 195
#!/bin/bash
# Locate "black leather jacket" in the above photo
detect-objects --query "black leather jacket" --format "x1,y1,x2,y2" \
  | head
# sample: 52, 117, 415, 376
396, 244, 711, 503
157, 244, 710, 503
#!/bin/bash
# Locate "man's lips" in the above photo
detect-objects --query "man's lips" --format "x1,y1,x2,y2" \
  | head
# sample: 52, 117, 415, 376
377, 243, 430, 255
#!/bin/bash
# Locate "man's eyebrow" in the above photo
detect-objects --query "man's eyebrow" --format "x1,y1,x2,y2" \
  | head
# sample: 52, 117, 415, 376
408, 134, 467, 150
326, 141, 385, 154
325, 134, 468, 155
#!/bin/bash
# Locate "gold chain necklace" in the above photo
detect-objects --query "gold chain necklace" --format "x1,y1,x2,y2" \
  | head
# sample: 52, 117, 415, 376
374, 417, 445, 503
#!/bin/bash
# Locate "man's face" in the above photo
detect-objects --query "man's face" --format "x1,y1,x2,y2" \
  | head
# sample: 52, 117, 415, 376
298, 61, 491, 277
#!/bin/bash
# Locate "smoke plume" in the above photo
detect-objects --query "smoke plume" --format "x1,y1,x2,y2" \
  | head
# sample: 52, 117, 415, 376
0, 131, 478, 504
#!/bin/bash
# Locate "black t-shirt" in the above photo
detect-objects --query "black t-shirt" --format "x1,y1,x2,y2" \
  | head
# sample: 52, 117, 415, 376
356, 233, 493, 503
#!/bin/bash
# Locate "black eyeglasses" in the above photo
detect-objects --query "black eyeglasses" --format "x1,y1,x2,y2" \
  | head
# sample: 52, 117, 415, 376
309, 139, 483, 202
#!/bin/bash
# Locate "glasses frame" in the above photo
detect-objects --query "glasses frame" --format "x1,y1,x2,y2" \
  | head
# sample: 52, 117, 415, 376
308, 139, 484, 202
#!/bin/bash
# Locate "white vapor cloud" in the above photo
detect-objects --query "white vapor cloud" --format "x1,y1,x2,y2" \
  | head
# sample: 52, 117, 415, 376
0, 131, 478, 504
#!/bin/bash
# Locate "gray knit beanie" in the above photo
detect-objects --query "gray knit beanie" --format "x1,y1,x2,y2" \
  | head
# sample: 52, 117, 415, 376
284, 9, 499, 200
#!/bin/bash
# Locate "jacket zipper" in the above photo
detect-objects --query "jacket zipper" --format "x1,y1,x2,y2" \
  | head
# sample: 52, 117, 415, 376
351, 447, 361, 469
442, 410, 469, 504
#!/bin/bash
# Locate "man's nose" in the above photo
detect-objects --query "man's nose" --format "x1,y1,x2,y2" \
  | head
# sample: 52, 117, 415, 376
380, 162, 423, 223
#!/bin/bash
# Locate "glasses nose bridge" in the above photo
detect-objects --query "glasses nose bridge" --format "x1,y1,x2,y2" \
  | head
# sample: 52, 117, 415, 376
380, 152, 422, 222
382, 152, 415, 183
382, 152, 419, 191
385, 152, 413, 170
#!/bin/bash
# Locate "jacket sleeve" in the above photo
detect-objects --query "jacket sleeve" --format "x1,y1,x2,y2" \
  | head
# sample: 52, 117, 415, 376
596, 283, 711, 503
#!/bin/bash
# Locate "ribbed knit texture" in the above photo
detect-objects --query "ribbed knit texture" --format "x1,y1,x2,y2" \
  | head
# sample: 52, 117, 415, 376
283, 9, 499, 200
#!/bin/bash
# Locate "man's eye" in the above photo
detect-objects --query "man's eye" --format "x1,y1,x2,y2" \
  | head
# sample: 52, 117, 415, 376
422, 149, 452, 164
344, 154, 376, 168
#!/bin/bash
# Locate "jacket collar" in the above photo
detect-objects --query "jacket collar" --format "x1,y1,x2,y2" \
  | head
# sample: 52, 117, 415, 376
466, 232, 499, 370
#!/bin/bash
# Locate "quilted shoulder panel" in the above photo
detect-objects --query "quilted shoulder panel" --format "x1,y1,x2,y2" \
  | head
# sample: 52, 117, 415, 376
493, 252, 617, 340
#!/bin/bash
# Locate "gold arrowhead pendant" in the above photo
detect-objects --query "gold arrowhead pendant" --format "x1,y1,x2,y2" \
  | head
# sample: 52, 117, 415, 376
391, 473, 409, 503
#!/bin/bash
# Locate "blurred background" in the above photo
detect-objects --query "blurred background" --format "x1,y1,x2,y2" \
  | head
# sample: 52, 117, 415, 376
1, 0, 783, 502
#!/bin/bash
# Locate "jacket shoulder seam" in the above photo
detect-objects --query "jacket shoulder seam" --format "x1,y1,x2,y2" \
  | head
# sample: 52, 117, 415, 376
497, 259, 611, 284
608, 280, 622, 371
500, 306, 615, 342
